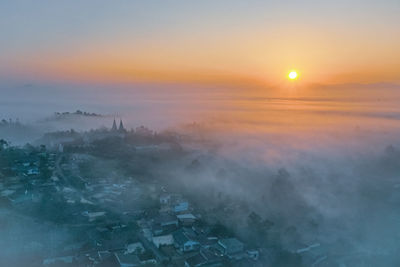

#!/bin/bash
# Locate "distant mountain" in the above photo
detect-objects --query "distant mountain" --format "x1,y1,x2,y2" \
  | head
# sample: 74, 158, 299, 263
53, 110, 104, 118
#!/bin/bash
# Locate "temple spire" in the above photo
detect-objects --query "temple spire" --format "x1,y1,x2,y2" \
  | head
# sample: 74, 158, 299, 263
118, 119, 125, 132
111, 118, 117, 131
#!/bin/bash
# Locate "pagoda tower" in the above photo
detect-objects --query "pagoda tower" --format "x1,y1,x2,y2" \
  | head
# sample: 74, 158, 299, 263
118, 119, 125, 132
111, 118, 118, 131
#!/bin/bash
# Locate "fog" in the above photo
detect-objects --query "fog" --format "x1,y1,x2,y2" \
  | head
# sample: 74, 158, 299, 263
1, 80, 400, 266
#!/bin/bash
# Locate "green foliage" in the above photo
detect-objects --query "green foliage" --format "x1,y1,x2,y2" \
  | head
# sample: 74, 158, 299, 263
39, 153, 51, 180
247, 211, 274, 246
0, 139, 8, 150
272, 250, 303, 267
209, 223, 234, 238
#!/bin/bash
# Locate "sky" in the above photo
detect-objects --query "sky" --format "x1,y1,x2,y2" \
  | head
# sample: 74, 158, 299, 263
1, 0, 400, 87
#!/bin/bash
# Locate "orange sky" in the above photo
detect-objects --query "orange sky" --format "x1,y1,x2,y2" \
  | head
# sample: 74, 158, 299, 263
1, 1, 400, 87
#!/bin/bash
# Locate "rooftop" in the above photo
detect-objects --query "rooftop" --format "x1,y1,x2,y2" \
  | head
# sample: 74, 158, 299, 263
218, 238, 244, 250
114, 252, 141, 266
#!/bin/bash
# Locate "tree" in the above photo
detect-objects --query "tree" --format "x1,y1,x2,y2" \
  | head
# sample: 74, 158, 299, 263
0, 139, 8, 151
273, 250, 303, 267
247, 211, 274, 246
248, 211, 274, 232
39, 153, 51, 180
210, 223, 234, 238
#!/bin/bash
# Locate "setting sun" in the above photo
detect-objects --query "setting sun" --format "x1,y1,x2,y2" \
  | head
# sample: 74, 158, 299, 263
288, 71, 298, 80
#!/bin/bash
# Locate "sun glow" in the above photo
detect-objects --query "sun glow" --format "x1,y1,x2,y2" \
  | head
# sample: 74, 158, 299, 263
288, 71, 298, 80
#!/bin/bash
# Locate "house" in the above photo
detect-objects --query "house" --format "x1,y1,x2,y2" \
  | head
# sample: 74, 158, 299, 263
100, 238, 126, 251
152, 213, 178, 236
160, 194, 171, 204
197, 236, 218, 249
105, 221, 126, 231
185, 253, 207, 267
156, 213, 179, 228
75, 254, 96, 267
173, 229, 200, 252
217, 238, 244, 255
192, 225, 211, 236
96, 254, 120, 267
114, 252, 141, 267
247, 249, 259, 260
152, 234, 174, 248
137, 251, 157, 265
1, 189, 15, 197
43, 256, 74, 265
174, 200, 189, 213
26, 167, 39, 175
125, 242, 145, 254
142, 228, 153, 241
160, 245, 183, 261
177, 213, 196, 226
185, 249, 222, 267
98, 250, 113, 261
152, 223, 164, 236
82, 211, 106, 222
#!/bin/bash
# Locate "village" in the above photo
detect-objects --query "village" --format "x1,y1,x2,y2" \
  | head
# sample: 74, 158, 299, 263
0, 119, 336, 267
0, 122, 264, 267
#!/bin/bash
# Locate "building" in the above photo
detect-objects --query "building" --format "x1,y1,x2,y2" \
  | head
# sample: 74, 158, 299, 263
152, 223, 164, 236
26, 167, 39, 176
247, 250, 259, 260
217, 238, 244, 255
98, 251, 113, 262
114, 252, 141, 267
118, 119, 126, 132
152, 234, 174, 248
43, 256, 74, 266
173, 228, 200, 253
177, 213, 196, 226
174, 200, 189, 213
125, 242, 145, 254
160, 194, 171, 204
185, 253, 207, 267
156, 213, 179, 228
82, 211, 106, 222
185, 249, 223, 267
111, 119, 118, 131
197, 236, 218, 249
